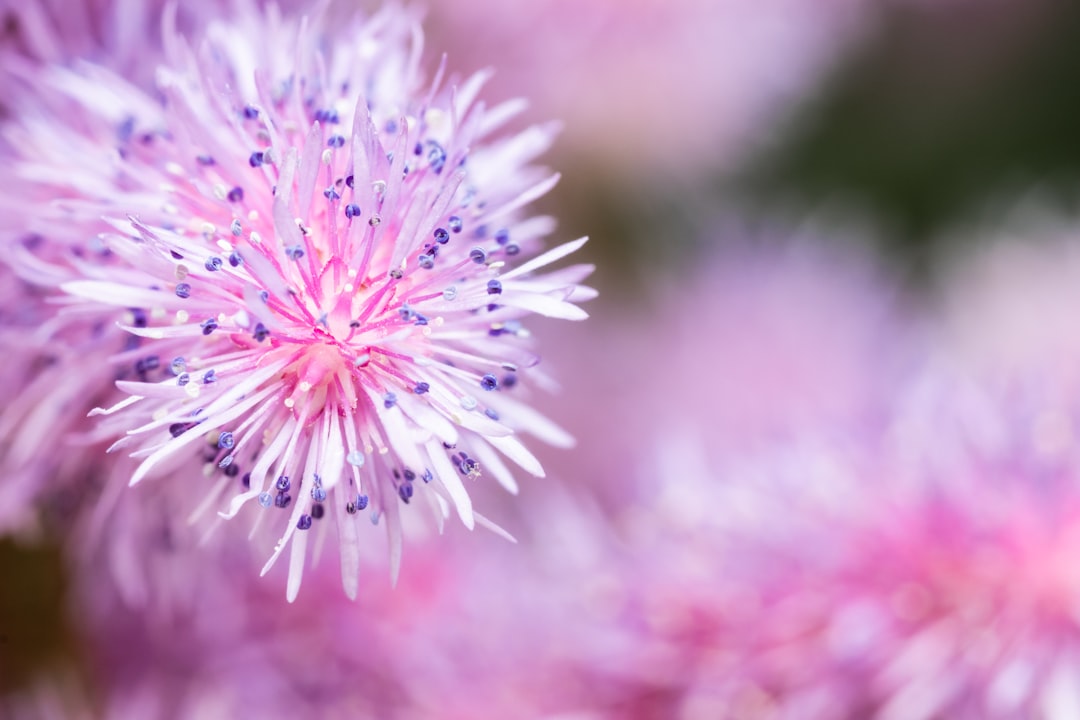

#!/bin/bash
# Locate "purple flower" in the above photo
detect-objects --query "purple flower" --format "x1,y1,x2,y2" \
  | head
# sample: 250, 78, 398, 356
1, 4, 593, 598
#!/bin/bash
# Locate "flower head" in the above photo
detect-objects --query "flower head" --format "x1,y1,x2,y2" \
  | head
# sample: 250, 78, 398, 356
1, 4, 592, 597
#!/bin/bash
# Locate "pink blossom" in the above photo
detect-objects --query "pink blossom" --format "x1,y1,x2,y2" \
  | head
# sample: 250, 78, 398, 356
531, 231, 1080, 717
0, 3, 593, 597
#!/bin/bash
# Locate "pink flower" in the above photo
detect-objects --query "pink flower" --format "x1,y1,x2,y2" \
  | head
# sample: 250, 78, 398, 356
532, 233, 913, 511
540, 229, 1080, 717
427, 0, 872, 179
0, 3, 593, 597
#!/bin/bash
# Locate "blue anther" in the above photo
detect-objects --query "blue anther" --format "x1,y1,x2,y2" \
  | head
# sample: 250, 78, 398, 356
425, 140, 447, 173
169, 422, 192, 438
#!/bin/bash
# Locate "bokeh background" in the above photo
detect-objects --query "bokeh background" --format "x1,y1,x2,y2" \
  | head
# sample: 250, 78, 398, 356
6, 0, 1080, 717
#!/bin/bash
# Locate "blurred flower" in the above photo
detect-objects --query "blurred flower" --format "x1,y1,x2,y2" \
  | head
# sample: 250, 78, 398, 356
0, 0, 163, 88
0, 0, 314, 94
533, 226, 1080, 718
427, 0, 872, 181
0, 2, 593, 597
533, 232, 913, 511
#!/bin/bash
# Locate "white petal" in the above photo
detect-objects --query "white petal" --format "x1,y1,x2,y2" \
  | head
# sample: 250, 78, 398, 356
469, 441, 518, 494
500, 237, 589, 281
487, 434, 545, 477
478, 98, 528, 138
114, 380, 189, 399
485, 172, 560, 222
499, 292, 588, 321
473, 511, 517, 543
89, 394, 143, 417
286, 523, 309, 603
338, 506, 361, 601
61, 280, 165, 308
487, 396, 574, 448
426, 439, 475, 529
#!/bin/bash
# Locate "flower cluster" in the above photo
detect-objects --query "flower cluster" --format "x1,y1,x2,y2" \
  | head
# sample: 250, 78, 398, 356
0, 3, 592, 597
